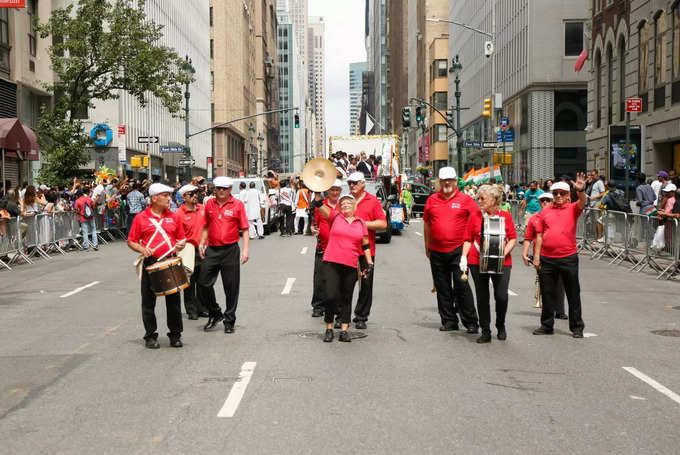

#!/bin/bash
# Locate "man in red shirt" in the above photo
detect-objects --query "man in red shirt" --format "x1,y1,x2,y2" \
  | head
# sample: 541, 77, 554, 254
309, 179, 342, 317
74, 188, 98, 251
532, 174, 588, 338
127, 183, 187, 349
176, 184, 209, 320
423, 167, 480, 333
198, 176, 249, 333
346, 172, 387, 329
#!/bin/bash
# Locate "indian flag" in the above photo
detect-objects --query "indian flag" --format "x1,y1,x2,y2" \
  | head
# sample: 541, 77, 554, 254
475, 167, 491, 184
463, 168, 476, 185
493, 165, 503, 182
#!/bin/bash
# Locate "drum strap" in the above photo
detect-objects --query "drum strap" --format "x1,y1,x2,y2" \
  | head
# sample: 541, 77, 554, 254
148, 218, 174, 259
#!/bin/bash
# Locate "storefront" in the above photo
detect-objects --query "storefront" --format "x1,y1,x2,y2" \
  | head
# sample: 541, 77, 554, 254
0, 118, 39, 193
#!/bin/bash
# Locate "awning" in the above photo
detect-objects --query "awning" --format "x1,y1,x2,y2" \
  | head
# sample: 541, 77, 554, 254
0, 118, 40, 161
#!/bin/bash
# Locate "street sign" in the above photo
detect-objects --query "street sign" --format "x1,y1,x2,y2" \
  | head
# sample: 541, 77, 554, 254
626, 98, 643, 112
496, 129, 514, 143
178, 159, 195, 166
463, 141, 482, 148
483, 141, 499, 148
500, 117, 510, 129
160, 145, 184, 153
137, 136, 159, 144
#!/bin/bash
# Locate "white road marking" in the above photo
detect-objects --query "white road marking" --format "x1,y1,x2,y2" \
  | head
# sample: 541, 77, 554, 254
281, 278, 296, 295
60, 281, 100, 298
583, 332, 598, 338
623, 367, 680, 406
217, 361, 257, 418
414, 232, 423, 237
630, 395, 647, 400
300, 247, 308, 255
508, 289, 519, 297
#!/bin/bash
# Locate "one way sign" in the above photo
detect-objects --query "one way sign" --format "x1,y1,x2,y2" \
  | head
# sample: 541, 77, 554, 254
138, 136, 159, 144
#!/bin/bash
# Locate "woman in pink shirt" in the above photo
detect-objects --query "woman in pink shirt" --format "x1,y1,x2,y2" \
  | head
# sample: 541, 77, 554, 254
316, 192, 373, 342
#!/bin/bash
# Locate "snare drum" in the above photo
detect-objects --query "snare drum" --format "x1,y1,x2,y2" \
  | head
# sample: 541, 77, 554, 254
145, 257, 189, 296
480, 215, 506, 274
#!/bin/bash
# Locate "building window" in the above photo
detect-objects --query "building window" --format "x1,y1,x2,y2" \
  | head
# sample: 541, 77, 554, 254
607, 45, 613, 124
594, 0, 601, 14
433, 124, 447, 142
28, 0, 37, 58
619, 38, 626, 117
639, 20, 650, 111
209, 6, 213, 27
210, 39, 213, 59
655, 12, 668, 87
433, 91, 447, 110
435, 59, 447, 78
595, 51, 602, 128
210, 72, 214, 92
564, 21, 584, 56
0, 8, 9, 74
673, 6, 680, 80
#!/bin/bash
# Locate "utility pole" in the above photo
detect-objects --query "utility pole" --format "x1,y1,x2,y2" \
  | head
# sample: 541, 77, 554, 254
182, 56, 196, 182
451, 55, 464, 176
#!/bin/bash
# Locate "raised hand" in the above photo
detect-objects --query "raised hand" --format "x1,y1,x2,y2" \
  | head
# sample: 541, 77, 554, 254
573, 172, 587, 192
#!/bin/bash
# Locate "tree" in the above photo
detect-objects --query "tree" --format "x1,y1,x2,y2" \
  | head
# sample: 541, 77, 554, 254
36, 0, 193, 185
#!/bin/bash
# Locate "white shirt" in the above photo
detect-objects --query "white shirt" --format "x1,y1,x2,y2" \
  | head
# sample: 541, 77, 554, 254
92, 184, 105, 203
651, 179, 662, 200
588, 179, 605, 207
244, 188, 263, 220
280, 187, 294, 206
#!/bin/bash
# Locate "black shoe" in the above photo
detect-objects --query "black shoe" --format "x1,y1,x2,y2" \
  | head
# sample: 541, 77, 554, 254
355, 321, 367, 330
533, 327, 554, 335
477, 332, 492, 343
203, 314, 224, 331
323, 329, 334, 342
93, 246, 99, 251
224, 324, 235, 334
145, 338, 160, 349
466, 324, 479, 334
334, 320, 342, 329
572, 331, 584, 339
439, 322, 459, 331
555, 313, 568, 320
198, 311, 209, 318
170, 339, 183, 348
258, 236, 265, 239
188, 313, 199, 320
311, 309, 324, 318
338, 330, 351, 342
497, 328, 507, 340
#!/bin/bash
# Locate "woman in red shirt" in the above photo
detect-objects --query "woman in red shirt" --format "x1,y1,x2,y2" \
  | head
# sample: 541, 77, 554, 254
460, 185, 517, 343
316, 193, 373, 342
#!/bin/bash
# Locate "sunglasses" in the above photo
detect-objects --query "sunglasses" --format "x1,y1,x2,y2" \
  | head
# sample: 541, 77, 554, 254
215, 187, 231, 191
348, 181, 362, 186
186, 191, 198, 197
552, 190, 569, 196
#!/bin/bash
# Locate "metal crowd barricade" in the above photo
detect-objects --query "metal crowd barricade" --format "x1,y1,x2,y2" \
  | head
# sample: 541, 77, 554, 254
577, 208, 602, 254
0, 217, 24, 269
603, 210, 638, 265
94, 213, 110, 245
507, 200, 524, 238
639, 216, 680, 279
21, 214, 51, 260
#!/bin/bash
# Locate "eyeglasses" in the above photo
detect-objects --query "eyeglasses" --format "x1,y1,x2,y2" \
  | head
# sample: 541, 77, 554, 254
539, 199, 552, 203
552, 190, 569, 196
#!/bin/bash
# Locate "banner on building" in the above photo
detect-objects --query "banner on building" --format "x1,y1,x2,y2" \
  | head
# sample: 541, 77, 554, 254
117, 125, 126, 163
0, 1, 26, 7
608, 125, 643, 188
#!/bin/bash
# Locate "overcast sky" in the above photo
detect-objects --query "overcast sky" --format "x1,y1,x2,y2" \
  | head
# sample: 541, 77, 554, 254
308, 0, 366, 141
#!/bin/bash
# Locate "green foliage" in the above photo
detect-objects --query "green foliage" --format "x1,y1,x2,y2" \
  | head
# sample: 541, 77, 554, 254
36, 0, 194, 182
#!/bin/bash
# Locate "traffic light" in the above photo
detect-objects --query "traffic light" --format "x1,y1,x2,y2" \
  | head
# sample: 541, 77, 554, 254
143, 155, 149, 167
415, 106, 423, 123
482, 97, 492, 118
446, 109, 453, 127
130, 156, 141, 168
401, 107, 411, 128
294, 113, 300, 128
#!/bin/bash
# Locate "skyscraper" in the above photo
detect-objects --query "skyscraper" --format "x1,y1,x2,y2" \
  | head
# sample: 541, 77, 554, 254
349, 62, 367, 134
308, 17, 325, 157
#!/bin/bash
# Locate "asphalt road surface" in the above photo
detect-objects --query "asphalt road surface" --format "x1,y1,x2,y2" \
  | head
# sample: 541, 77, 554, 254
1, 222, 679, 454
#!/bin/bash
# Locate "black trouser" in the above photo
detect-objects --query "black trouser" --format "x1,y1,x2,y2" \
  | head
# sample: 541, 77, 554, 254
279, 205, 293, 234
183, 249, 207, 316
538, 254, 584, 332
198, 243, 240, 326
353, 255, 375, 322
429, 247, 478, 328
470, 265, 511, 333
311, 247, 326, 312
141, 257, 183, 341
324, 261, 357, 324
539, 272, 565, 316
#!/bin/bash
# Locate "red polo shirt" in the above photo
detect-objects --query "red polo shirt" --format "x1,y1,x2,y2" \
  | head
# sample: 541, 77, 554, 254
354, 191, 386, 256
534, 202, 583, 258
464, 210, 516, 266
176, 203, 205, 247
323, 214, 369, 268
524, 214, 541, 242
128, 207, 186, 259
204, 196, 249, 246
314, 199, 337, 251
424, 190, 481, 253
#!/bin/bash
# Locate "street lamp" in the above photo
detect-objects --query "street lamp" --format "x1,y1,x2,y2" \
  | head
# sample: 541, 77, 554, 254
181, 55, 196, 182
449, 55, 464, 177
248, 123, 255, 174
257, 132, 264, 175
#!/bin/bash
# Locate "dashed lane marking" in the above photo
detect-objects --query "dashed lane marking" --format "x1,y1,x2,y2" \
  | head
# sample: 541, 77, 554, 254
60, 281, 100, 298
300, 247, 308, 255
414, 232, 423, 237
217, 361, 257, 418
623, 367, 680, 406
508, 289, 519, 297
583, 332, 598, 338
281, 278, 296, 295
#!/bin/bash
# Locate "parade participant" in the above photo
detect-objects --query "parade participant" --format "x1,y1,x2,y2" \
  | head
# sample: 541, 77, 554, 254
176, 184, 209, 320
460, 185, 517, 343
316, 192, 373, 342
127, 183, 187, 349
244, 182, 265, 239
279, 179, 295, 236
423, 167, 480, 333
294, 181, 310, 234
346, 171, 387, 329
309, 179, 342, 317
198, 176, 249, 334
532, 174, 588, 338
519, 181, 544, 225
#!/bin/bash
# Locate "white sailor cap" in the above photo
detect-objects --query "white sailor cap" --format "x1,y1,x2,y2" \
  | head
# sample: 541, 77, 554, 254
550, 181, 570, 192
178, 184, 198, 196
213, 176, 234, 188
148, 183, 174, 196
347, 172, 366, 182
438, 167, 457, 180
331, 179, 343, 188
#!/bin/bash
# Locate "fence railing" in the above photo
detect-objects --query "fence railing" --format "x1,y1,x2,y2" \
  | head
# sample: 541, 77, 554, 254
506, 200, 680, 280
0, 208, 128, 271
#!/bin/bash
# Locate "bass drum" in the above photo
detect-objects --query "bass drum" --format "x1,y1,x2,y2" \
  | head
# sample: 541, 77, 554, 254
145, 257, 189, 296
480, 215, 506, 274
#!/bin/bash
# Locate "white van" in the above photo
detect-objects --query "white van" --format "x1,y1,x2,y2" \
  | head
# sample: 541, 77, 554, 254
229, 177, 276, 234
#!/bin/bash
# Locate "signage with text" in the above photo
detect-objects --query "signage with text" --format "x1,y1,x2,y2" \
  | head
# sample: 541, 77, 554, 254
0, 1, 26, 7
626, 98, 643, 113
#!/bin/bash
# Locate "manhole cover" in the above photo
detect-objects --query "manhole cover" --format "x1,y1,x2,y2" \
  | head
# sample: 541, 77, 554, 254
650, 329, 680, 337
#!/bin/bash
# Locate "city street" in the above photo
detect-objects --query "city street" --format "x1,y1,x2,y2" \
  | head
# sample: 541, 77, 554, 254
0, 223, 679, 454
